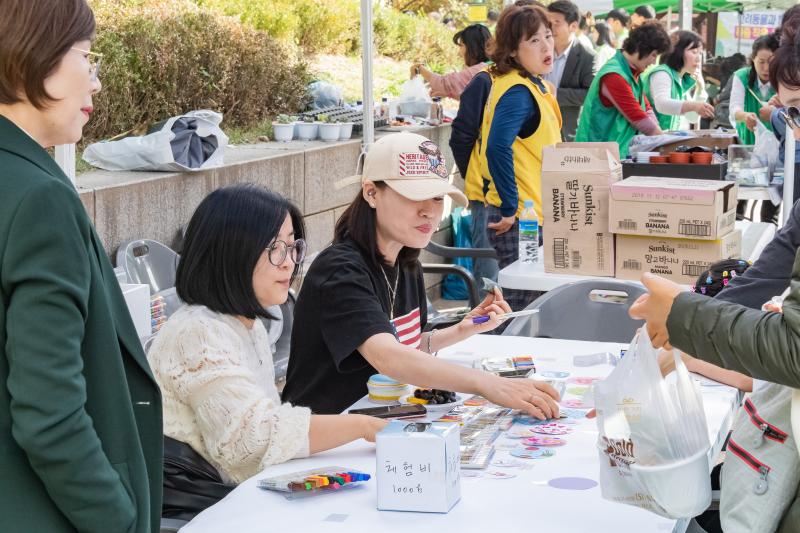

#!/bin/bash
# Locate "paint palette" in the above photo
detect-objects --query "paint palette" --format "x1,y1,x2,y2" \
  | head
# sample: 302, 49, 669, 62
258, 466, 370, 499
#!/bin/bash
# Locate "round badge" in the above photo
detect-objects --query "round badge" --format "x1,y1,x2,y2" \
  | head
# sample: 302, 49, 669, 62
540, 371, 570, 379
506, 428, 536, 439
530, 423, 573, 435
568, 377, 600, 385
561, 399, 589, 409
510, 448, 544, 459
522, 436, 566, 447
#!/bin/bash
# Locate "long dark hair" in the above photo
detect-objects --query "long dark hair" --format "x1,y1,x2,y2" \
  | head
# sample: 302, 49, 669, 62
176, 184, 305, 320
748, 33, 779, 87
489, 5, 552, 77
453, 24, 491, 67
594, 22, 614, 48
334, 183, 421, 272
662, 30, 703, 72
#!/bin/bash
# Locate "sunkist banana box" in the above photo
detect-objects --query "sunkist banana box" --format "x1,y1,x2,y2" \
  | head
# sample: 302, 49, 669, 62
541, 142, 622, 277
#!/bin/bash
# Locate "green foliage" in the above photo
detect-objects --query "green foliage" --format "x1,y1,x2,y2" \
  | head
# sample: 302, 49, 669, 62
372, 6, 460, 66
86, 0, 311, 142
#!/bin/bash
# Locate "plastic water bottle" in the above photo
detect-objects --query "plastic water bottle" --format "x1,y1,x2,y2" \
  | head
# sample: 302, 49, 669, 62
518, 199, 539, 264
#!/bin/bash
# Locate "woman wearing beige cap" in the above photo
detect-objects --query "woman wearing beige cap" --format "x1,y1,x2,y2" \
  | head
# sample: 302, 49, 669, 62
283, 132, 561, 416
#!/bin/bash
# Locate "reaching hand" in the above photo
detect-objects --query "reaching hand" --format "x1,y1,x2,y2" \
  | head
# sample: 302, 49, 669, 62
480, 375, 561, 420
458, 287, 513, 335
628, 273, 684, 349
744, 112, 759, 131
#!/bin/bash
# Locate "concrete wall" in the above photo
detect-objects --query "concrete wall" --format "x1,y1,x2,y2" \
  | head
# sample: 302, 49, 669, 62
76, 124, 459, 293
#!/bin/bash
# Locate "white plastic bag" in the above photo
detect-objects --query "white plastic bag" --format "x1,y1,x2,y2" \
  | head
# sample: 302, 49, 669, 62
83, 110, 228, 172
594, 331, 711, 518
395, 76, 431, 117
754, 120, 781, 175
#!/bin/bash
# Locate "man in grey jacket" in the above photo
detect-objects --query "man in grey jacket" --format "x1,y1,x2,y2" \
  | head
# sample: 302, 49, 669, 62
545, 0, 595, 141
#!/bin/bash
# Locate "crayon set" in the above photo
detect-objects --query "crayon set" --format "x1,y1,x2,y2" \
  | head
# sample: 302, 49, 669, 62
258, 467, 371, 499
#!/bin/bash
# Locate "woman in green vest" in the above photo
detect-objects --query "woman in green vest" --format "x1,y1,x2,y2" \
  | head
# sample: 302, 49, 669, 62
729, 33, 780, 145
575, 21, 672, 158
0, 1, 163, 532
644, 31, 715, 132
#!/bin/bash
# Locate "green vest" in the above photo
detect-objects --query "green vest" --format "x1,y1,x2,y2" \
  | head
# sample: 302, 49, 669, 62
733, 67, 776, 145
575, 50, 644, 159
643, 64, 697, 132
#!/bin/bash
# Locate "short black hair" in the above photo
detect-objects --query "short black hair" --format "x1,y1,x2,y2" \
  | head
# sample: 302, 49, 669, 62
623, 21, 671, 58
453, 24, 492, 66
634, 5, 656, 19
487, 9, 499, 21
662, 30, 703, 72
606, 8, 630, 26
547, 0, 580, 25
334, 183, 420, 272
176, 184, 305, 320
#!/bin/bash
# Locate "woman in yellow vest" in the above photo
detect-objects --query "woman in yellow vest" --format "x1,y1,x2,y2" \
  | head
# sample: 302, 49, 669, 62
477, 4, 562, 310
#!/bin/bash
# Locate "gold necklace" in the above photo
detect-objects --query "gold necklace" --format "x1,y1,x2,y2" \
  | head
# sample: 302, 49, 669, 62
380, 263, 400, 320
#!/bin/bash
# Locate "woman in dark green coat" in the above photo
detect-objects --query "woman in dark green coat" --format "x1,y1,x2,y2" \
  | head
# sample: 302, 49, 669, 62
0, 1, 162, 532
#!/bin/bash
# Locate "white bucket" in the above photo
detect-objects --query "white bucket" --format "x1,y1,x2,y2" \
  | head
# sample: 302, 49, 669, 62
629, 448, 711, 518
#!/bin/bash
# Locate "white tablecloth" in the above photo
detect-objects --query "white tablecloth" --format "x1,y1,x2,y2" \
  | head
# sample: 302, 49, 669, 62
499, 220, 775, 292
182, 336, 741, 533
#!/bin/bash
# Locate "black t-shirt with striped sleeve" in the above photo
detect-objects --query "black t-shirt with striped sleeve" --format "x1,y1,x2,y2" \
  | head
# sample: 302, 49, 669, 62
282, 239, 428, 414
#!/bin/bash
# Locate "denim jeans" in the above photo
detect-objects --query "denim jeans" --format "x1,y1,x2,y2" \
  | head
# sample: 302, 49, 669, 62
468, 200, 500, 283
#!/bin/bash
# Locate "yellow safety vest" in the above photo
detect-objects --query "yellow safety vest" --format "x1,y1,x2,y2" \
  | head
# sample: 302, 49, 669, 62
478, 70, 562, 221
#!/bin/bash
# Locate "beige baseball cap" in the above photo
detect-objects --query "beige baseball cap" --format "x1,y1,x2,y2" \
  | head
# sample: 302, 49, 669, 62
341, 132, 467, 207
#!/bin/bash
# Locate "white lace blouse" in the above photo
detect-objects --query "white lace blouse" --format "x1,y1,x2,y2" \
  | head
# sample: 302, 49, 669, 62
147, 305, 311, 484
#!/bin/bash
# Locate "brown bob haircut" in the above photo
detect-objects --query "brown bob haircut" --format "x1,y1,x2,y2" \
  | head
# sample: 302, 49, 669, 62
769, 5, 800, 91
0, 0, 95, 109
489, 5, 552, 77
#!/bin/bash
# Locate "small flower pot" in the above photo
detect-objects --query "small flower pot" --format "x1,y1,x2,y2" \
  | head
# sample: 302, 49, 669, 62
669, 152, 691, 164
297, 122, 319, 141
338, 122, 354, 140
272, 122, 295, 142
691, 152, 713, 165
318, 122, 341, 142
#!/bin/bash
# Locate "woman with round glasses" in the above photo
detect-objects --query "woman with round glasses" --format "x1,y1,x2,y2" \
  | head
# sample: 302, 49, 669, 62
147, 184, 387, 513
0, 1, 163, 532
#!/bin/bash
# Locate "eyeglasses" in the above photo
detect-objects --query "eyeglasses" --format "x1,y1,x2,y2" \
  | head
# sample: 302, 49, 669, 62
779, 106, 800, 130
267, 239, 307, 267
71, 47, 103, 82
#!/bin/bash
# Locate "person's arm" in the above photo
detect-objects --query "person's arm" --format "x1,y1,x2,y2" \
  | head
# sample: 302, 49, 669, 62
359, 333, 560, 418
658, 351, 753, 392
308, 414, 387, 454
427, 63, 486, 100
599, 73, 661, 135
556, 49, 595, 107
4, 181, 136, 532
168, 317, 314, 480
715, 198, 800, 309
649, 71, 684, 115
485, 85, 536, 218
630, 265, 800, 389
449, 73, 492, 179
729, 75, 756, 129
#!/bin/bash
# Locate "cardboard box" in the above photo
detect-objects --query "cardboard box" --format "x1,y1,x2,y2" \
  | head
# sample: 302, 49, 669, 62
541, 142, 622, 276
609, 177, 737, 240
376, 421, 460, 513
658, 130, 739, 154
615, 230, 742, 285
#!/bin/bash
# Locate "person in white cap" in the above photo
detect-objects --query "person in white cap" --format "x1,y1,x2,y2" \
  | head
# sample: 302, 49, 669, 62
283, 132, 561, 416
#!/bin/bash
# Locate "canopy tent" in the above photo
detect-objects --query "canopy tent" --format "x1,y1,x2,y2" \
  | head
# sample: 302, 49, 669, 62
597, 0, 798, 15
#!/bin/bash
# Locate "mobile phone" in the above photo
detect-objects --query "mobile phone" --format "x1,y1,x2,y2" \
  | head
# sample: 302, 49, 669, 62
496, 368, 536, 378
348, 404, 427, 419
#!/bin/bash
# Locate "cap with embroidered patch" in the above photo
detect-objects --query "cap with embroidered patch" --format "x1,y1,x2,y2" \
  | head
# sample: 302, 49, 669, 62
346, 132, 467, 207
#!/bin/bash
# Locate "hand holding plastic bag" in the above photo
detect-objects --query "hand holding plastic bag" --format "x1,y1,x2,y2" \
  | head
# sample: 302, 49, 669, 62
594, 330, 711, 518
